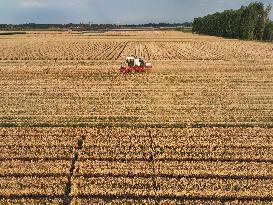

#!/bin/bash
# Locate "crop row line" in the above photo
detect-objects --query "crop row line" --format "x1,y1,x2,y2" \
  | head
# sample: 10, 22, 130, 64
1, 194, 272, 202
1, 172, 272, 180
1, 122, 273, 128
1, 157, 273, 163
2, 144, 272, 149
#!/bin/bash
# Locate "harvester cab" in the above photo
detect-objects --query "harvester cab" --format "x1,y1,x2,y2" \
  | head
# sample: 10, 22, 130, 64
120, 56, 152, 74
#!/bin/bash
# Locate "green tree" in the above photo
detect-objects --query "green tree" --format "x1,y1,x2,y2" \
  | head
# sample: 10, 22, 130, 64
263, 20, 273, 41
192, 1, 272, 41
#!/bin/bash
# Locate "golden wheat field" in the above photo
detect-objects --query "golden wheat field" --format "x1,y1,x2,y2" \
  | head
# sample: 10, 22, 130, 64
0, 31, 273, 204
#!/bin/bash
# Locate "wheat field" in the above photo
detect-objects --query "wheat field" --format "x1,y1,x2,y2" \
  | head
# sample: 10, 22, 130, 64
0, 31, 273, 204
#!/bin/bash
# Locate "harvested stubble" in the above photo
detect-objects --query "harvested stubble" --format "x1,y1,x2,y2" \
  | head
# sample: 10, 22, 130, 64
71, 198, 157, 205
74, 160, 154, 176
0, 176, 67, 196
160, 199, 273, 205
154, 161, 273, 178
156, 177, 273, 198
71, 176, 155, 196
0, 146, 74, 160
0, 128, 80, 203
71, 174, 273, 199
0, 199, 64, 205
0, 128, 80, 146
71, 199, 273, 205
0, 160, 70, 176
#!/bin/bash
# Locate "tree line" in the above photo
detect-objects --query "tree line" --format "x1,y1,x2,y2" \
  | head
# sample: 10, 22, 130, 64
192, 2, 273, 41
0, 22, 192, 31
0, 23, 119, 31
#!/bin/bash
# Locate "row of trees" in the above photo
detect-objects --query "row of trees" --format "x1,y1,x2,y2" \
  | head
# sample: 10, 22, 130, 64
0, 22, 193, 31
0, 23, 120, 31
192, 2, 273, 41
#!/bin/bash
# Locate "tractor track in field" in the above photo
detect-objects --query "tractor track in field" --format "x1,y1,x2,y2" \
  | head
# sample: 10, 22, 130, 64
148, 129, 160, 205
115, 42, 128, 60
63, 135, 86, 205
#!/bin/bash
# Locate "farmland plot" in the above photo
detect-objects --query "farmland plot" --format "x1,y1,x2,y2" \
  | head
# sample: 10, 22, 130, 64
72, 126, 273, 204
0, 31, 273, 61
0, 31, 273, 204
0, 60, 273, 126
1, 127, 272, 204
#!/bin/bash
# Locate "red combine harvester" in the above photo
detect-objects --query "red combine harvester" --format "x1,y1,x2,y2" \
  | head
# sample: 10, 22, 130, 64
120, 56, 152, 74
